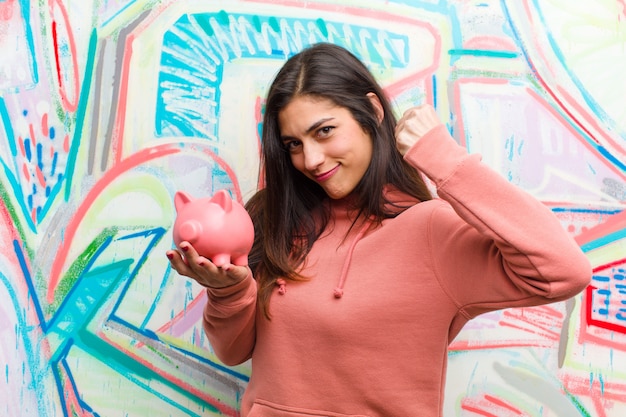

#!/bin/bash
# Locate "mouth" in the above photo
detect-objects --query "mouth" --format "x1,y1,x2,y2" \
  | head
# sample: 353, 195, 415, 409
314, 165, 340, 182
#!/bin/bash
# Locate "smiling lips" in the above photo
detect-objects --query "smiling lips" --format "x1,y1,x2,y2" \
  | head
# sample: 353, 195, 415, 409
314, 165, 340, 182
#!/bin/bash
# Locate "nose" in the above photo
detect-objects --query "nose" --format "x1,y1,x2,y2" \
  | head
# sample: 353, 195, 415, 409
302, 141, 324, 172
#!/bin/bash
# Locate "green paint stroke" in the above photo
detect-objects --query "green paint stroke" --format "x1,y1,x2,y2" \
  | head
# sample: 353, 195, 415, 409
47, 227, 119, 315
0, 180, 28, 252
565, 388, 591, 417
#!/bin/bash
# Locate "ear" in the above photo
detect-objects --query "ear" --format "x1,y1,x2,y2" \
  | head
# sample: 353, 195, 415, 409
367, 92, 384, 126
210, 189, 233, 212
174, 191, 193, 212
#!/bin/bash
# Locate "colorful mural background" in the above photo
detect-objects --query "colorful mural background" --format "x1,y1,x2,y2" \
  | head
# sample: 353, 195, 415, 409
0, 0, 624, 416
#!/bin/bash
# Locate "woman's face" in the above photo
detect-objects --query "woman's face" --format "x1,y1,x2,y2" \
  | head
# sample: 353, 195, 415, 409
278, 96, 374, 200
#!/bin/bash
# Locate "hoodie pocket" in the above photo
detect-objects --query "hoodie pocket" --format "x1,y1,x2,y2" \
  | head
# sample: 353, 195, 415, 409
248, 399, 371, 417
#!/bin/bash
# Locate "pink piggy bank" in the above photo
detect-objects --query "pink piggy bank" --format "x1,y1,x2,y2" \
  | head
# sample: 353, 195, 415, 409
172, 190, 254, 267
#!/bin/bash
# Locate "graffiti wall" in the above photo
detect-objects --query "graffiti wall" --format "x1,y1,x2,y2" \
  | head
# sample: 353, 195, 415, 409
0, 0, 624, 415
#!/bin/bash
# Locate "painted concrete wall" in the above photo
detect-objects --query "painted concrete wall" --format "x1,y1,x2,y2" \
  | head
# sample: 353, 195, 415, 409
1, 0, 624, 416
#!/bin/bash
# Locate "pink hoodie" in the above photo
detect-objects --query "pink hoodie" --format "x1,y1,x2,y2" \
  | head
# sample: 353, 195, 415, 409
203, 125, 592, 416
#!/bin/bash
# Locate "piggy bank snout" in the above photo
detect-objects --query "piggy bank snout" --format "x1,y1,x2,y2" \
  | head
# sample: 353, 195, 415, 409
178, 219, 202, 243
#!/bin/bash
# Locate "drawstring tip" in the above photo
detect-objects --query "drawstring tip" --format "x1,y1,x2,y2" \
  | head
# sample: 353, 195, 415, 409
276, 279, 287, 295
333, 288, 344, 298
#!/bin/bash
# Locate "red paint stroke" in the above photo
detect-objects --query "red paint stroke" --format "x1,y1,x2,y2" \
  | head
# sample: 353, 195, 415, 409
449, 338, 554, 351
63, 134, 69, 152
483, 395, 523, 414
499, 306, 562, 341
592, 258, 626, 274
461, 393, 526, 417
18, 135, 25, 157
562, 373, 626, 417
574, 205, 626, 246
98, 329, 239, 416
111, 33, 134, 165
49, 0, 79, 112
28, 122, 37, 147
21, 162, 29, 181
578, 304, 626, 351
460, 405, 499, 417
0, 0, 16, 21
35, 166, 46, 188
41, 113, 49, 136
585, 284, 626, 335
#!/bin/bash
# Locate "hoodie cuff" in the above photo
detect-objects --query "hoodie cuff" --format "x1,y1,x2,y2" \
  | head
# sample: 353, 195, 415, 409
206, 271, 255, 303
403, 124, 477, 187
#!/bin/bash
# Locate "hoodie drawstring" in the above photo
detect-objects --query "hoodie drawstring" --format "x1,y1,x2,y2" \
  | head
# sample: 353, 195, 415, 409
274, 219, 372, 299
333, 219, 372, 299
276, 278, 287, 295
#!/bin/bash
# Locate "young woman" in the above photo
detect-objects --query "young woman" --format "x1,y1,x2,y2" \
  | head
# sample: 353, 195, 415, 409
166, 43, 591, 417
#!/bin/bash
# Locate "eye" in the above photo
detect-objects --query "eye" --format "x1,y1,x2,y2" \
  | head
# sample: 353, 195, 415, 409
317, 126, 334, 138
282, 139, 302, 153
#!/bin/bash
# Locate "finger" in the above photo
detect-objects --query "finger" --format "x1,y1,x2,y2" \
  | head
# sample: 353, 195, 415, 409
167, 249, 194, 276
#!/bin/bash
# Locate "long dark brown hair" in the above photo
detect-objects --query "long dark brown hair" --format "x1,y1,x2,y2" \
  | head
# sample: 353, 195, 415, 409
246, 43, 432, 317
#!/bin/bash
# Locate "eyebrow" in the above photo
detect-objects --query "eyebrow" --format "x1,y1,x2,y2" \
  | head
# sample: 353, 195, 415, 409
281, 117, 335, 141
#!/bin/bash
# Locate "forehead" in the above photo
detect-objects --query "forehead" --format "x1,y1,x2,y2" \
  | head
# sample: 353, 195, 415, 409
278, 96, 345, 131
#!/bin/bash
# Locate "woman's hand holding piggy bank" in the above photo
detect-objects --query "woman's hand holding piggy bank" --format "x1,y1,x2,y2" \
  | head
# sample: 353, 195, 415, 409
166, 190, 254, 288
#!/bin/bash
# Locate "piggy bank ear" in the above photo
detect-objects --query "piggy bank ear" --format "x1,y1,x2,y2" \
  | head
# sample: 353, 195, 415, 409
210, 190, 233, 212
174, 191, 193, 212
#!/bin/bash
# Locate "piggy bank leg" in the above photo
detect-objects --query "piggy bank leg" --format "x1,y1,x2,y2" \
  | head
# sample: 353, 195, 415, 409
231, 254, 249, 267
212, 254, 231, 268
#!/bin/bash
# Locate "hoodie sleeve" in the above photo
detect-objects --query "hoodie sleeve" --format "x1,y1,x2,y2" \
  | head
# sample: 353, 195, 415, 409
404, 125, 592, 318
202, 272, 257, 366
